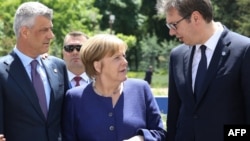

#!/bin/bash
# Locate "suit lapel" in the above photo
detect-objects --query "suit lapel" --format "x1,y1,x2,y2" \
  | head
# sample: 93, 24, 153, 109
184, 46, 196, 104
6, 52, 45, 119
195, 28, 231, 106
40, 58, 60, 118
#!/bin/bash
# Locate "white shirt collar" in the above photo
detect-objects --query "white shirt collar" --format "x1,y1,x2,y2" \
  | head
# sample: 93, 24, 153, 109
14, 47, 42, 67
195, 22, 224, 51
67, 70, 89, 83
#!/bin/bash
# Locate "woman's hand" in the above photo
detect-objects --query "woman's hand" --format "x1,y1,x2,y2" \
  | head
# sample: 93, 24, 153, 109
123, 135, 144, 141
0, 134, 6, 141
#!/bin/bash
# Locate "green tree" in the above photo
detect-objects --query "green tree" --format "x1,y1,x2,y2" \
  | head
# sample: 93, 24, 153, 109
116, 33, 137, 69
0, 0, 102, 57
94, 0, 144, 70
41, 0, 102, 57
212, 0, 250, 37
0, 0, 20, 55
212, 0, 239, 30
139, 33, 178, 71
94, 0, 142, 35
235, 0, 250, 36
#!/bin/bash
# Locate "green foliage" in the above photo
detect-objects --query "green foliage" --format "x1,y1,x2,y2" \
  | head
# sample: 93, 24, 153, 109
0, 0, 20, 55
127, 71, 168, 88
94, 0, 143, 36
139, 33, 162, 70
212, 0, 239, 30
127, 71, 144, 78
0, 0, 249, 68
212, 0, 250, 37
43, 0, 102, 57
151, 71, 168, 88
116, 33, 137, 50
139, 33, 179, 72
0, 0, 103, 57
235, 0, 250, 36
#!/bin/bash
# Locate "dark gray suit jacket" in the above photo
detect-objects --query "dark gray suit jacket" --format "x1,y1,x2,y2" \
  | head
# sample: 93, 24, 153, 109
0, 51, 70, 141
167, 27, 250, 141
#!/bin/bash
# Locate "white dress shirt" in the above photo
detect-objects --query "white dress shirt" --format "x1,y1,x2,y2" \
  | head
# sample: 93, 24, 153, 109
14, 47, 51, 109
67, 71, 90, 87
192, 22, 224, 91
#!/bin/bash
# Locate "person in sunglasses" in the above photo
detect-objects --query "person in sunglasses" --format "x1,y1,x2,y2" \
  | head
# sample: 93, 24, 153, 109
157, 0, 250, 141
63, 31, 91, 87
62, 34, 166, 141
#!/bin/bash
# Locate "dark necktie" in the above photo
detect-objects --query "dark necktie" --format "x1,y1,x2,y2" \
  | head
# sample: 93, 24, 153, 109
194, 45, 207, 101
31, 60, 47, 118
74, 76, 81, 86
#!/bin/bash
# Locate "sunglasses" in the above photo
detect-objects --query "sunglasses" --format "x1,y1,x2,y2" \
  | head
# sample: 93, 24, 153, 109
64, 45, 82, 52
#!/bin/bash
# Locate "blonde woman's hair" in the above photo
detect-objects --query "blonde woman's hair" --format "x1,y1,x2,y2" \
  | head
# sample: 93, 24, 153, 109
80, 34, 127, 79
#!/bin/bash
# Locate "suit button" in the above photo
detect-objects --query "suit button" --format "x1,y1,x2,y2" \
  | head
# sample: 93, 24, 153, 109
108, 112, 113, 117
109, 125, 115, 131
193, 114, 199, 119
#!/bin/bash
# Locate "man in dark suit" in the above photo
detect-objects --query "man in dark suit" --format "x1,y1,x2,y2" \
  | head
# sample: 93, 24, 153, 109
0, 2, 70, 141
157, 0, 250, 141
62, 31, 90, 88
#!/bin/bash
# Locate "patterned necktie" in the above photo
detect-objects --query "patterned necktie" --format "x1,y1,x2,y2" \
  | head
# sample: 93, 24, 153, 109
194, 45, 207, 101
74, 76, 82, 86
30, 60, 47, 118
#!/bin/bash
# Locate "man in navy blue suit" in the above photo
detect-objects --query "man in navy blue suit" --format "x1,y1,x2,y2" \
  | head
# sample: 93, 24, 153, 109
157, 0, 250, 141
0, 2, 70, 141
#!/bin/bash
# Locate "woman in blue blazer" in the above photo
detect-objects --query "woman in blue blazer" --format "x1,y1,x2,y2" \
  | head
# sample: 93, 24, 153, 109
62, 34, 166, 141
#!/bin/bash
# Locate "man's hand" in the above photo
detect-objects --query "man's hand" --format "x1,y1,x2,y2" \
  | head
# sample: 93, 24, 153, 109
41, 53, 49, 59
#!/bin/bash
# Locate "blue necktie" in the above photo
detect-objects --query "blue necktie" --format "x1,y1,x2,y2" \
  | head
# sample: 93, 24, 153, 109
194, 45, 207, 101
31, 60, 47, 118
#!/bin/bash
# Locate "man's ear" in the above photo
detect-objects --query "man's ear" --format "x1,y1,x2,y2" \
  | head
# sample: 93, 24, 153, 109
191, 11, 202, 23
20, 26, 30, 39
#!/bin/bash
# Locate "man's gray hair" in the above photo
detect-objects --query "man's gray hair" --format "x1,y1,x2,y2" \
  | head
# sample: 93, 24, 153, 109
13, 2, 53, 38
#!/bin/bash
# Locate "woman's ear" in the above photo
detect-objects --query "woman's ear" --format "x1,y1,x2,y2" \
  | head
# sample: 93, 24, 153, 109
94, 61, 101, 73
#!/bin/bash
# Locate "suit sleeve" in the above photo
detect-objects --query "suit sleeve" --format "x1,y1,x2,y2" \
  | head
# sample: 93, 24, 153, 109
241, 44, 250, 123
61, 59, 70, 93
136, 82, 167, 141
166, 51, 181, 141
0, 61, 6, 134
0, 82, 3, 133
62, 90, 77, 141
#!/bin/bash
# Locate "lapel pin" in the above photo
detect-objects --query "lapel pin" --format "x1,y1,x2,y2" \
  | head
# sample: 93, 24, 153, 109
222, 51, 226, 56
53, 69, 58, 73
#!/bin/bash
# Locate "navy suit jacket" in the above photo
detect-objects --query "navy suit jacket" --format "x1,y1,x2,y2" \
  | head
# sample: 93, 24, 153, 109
0, 51, 70, 141
167, 27, 250, 141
